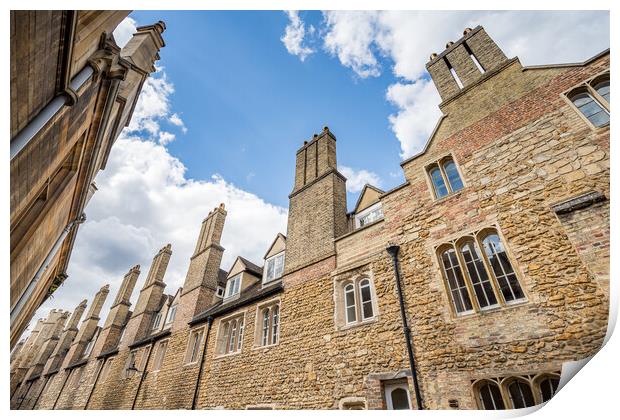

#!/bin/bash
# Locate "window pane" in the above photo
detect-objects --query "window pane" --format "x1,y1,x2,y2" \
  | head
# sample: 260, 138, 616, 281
482, 233, 525, 303
508, 381, 535, 408
440, 248, 473, 314
443, 160, 464, 192
479, 383, 505, 410
461, 242, 498, 309
572, 92, 609, 127
271, 306, 279, 344
345, 284, 357, 323
228, 320, 237, 353
390, 388, 410, 410
266, 259, 275, 281
237, 320, 244, 351
595, 80, 610, 104
430, 167, 449, 198
221, 322, 229, 354
540, 378, 559, 402
274, 254, 285, 278
262, 309, 270, 346
359, 280, 374, 319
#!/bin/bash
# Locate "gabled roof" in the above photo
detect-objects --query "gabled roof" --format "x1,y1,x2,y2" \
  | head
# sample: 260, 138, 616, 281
217, 269, 228, 288
190, 280, 283, 326
234, 256, 263, 277
263, 233, 286, 259
352, 184, 385, 214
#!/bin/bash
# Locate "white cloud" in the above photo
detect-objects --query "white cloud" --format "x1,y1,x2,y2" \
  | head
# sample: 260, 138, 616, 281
113, 17, 137, 48
169, 113, 187, 134
281, 11, 315, 62
319, 11, 609, 158
338, 165, 382, 194
25, 63, 288, 338
158, 131, 176, 145
128, 70, 175, 136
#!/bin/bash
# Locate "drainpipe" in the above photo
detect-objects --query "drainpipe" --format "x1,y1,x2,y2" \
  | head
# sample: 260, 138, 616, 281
52, 368, 72, 409
191, 316, 213, 410
10, 213, 86, 326
10, 65, 93, 161
386, 244, 424, 410
84, 358, 106, 409
31, 376, 50, 409
131, 345, 154, 410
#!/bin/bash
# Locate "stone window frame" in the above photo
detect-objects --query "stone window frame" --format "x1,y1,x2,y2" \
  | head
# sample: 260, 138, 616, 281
338, 396, 368, 410
432, 224, 528, 318
333, 270, 380, 331
253, 297, 281, 349
214, 310, 246, 358
164, 304, 177, 326
184, 327, 205, 365
151, 310, 163, 331
562, 70, 610, 130
263, 251, 285, 285
152, 339, 169, 372
423, 153, 466, 201
100, 357, 114, 382
123, 347, 149, 378
471, 371, 561, 409
71, 366, 85, 388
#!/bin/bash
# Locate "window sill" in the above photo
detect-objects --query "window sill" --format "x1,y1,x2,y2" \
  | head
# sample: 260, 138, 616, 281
252, 342, 279, 351
183, 361, 199, 367
453, 299, 530, 319
213, 350, 242, 360
338, 316, 379, 331
433, 188, 465, 204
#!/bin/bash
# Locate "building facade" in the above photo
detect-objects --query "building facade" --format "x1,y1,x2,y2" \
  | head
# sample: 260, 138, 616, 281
11, 26, 610, 410
9, 11, 166, 348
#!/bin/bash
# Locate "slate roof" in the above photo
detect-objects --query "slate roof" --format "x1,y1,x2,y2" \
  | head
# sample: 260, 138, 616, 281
190, 280, 283, 326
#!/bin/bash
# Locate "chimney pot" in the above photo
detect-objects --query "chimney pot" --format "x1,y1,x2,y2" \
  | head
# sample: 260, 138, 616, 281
463, 27, 473, 36
430, 53, 438, 60
323, 126, 329, 132
446, 41, 454, 49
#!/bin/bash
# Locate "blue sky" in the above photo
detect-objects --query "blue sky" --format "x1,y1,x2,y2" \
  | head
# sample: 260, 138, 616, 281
130, 10, 404, 208
25, 10, 609, 337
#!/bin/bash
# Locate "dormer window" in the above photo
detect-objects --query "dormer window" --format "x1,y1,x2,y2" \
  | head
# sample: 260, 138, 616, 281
165, 304, 177, 326
152, 311, 163, 330
263, 252, 285, 284
355, 202, 383, 229
216, 286, 225, 298
224, 274, 241, 299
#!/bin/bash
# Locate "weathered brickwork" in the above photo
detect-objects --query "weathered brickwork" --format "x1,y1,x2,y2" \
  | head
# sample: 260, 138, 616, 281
13, 26, 609, 410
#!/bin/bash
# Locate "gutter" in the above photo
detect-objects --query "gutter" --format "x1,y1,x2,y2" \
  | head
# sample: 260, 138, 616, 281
386, 244, 424, 410
10, 213, 86, 326
191, 316, 213, 409
10, 65, 94, 161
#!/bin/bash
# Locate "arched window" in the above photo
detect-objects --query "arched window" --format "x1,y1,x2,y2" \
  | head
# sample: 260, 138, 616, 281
429, 166, 449, 198
442, 159, 464, 192
257, 302, 280, 347
359, 279, 374, 320
271, 305, 279, 344
237, 318, 244, 351
538, 376, 559, 403
481, 232, 524, 303
594, 80, 610, 104
344, 283, 357, 324
261, 309, 270, 346
507, 379, 535, 409
440, 247, 473, 314
476, 381, 505, 410
228, 320, 237, 353
460, 241, 498, 309
570, 91, 609, 127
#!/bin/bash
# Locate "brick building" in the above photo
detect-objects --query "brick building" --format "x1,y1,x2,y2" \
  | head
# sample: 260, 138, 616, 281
9, 11, 166, 348
11, 26, 609, 410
